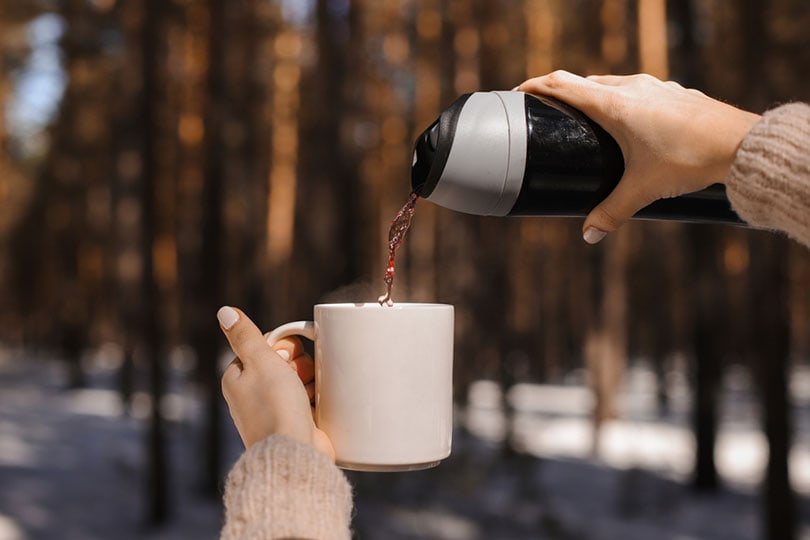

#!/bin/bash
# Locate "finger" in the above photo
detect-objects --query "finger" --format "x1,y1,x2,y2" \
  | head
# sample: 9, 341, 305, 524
224, 356, 243, 374
582, 172, 653, 243
517, 70, 618, 124
268, 335, 306, 361
217, 306, 271, 368
265, 336, 314, 382
518, 69, 585, 95
291, 353, 315, 384
221, 358, 243, 403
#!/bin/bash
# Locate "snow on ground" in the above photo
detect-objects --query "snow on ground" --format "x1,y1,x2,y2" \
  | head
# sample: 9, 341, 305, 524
464, 365, 810, 495
1, 346, 809, 539
0, 347, 228, 540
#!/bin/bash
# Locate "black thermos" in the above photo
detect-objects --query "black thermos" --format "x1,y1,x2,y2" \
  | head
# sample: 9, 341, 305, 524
411, 91, 742, 224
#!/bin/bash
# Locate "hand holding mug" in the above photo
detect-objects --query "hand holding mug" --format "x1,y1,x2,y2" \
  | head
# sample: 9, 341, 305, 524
218, 306, 335, 460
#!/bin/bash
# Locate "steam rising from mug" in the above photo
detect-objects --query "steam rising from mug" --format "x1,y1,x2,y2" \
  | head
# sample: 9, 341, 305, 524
320, 281, 412, 305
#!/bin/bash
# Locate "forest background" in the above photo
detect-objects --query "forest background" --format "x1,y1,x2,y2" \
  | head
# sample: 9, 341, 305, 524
1, 0, 809, 539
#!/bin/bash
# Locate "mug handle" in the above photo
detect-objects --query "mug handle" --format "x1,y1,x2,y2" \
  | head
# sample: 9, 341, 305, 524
264, 320, 316, 345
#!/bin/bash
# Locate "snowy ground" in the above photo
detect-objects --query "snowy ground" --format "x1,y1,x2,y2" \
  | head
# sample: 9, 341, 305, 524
1, 346, 809, 540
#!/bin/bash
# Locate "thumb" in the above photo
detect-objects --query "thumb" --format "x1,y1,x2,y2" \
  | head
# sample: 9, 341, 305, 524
217, 306, 271, 368
582, 174, 652, 244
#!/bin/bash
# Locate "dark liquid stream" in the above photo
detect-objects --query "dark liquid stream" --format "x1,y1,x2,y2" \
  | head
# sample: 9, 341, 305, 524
378, 192, 419, 306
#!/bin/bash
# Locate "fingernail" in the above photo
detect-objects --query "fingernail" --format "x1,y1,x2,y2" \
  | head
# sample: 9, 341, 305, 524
276, 349, 290, 361
583, 227, 607, 244
511, 85, 520, 91
217, 306, 239, 330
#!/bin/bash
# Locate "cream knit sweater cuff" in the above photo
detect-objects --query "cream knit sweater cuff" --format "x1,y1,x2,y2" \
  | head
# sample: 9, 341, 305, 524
221, 434, 353, 540
726, 102, 810, 248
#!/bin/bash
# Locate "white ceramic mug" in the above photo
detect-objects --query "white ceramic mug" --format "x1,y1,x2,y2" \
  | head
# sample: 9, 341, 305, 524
265, 302, 454, 472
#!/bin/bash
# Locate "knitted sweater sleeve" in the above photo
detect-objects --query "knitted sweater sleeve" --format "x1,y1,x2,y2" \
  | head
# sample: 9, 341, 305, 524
725, 102, 810, 248
220, 434, 353, 540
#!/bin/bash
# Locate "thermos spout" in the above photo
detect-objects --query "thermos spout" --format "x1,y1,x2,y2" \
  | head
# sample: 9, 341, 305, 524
411, 119, 441, 197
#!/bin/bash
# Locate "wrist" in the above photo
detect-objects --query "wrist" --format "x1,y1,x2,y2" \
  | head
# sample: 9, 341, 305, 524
718, 111, 762, 183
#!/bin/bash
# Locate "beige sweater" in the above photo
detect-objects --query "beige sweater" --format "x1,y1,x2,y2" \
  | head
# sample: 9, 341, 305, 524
726, 102, 810, 248
221, 434, 352, 540
220, 103, 810, 540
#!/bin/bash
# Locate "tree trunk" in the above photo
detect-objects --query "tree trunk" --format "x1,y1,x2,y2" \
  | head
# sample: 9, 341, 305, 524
688, 227, 722, 491
525, 0, 558, 76
408, 0, 442, 303
140, 0, 169, 524
738, 0, 796, 537
749, 232, 796, 540
587, 230, 629, 455
198, 0, 227, 496
265, 24, 303, 321
638, 0, 669, 77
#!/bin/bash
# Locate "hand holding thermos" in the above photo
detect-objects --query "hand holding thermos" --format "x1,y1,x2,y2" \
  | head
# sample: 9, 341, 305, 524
412, 71, 762, 243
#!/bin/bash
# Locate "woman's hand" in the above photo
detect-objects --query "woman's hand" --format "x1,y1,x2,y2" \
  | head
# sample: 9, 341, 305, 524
218, 306, 335, 460
516, 71, 761, 243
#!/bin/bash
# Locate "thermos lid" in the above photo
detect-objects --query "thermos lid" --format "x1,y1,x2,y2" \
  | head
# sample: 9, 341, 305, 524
411, 91, 528, 216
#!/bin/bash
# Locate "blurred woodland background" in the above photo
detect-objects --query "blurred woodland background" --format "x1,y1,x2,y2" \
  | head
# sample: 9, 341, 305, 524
1, 0, 809, 539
